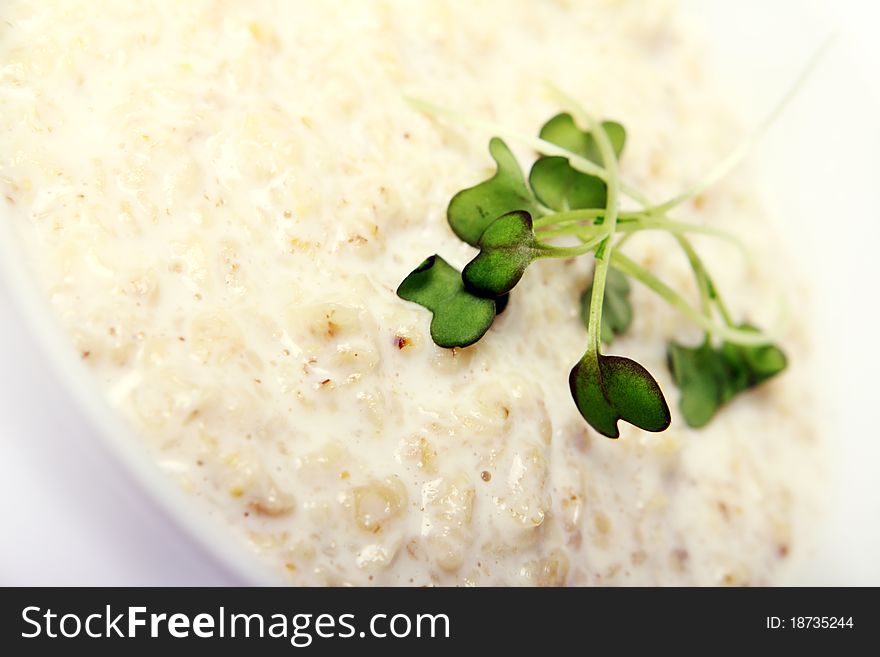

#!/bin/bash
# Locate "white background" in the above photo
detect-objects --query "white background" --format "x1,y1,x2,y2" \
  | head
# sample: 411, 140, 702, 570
2, 0, 879, 585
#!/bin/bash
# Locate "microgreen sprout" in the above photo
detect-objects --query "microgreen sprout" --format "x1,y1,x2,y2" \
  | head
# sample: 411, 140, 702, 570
397, 50, 823, 436
397, 255, 506, 348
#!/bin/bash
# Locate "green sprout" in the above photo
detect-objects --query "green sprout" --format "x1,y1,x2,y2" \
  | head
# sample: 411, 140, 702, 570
668, 326, 787, 428
396, 46, 827, 437
397, 255, 506, 348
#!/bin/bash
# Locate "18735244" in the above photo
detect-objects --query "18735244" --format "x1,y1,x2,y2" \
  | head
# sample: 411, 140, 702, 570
766, 617, 855, 630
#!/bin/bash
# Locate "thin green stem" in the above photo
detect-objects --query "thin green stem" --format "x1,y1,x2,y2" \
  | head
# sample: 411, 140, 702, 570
586, 246, 609, 352
537, 224, 606, 240
633, 218, 747, 254
533, 208, 605, 228
535, 215, 746, 253
672, 232, 740, 330
610, 251, 777, 346
715, 293, 735, 326
553, 91, 622, 356
674, 234, 712, 319
539, 230, 609, 258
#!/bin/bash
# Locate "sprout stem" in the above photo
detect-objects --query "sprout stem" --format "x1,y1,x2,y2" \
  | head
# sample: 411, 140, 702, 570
552, 87, 622, 356
535, 215, 747, 253
609, 251, 779, 346
539, 232, 609, 258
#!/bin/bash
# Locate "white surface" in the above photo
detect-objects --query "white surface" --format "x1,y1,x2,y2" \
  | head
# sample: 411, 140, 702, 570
0, 274, 240, 585
2, 0, 879, 585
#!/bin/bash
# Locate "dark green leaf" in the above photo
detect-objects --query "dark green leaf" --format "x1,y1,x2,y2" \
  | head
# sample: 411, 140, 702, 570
569, 353, 671, 438
447, 138, 541, 247
528, 156, 607, 211
462, 210, 543, 297
539, 113, 626, 165
667, 341, 727, 428
717, 342, 751, 403
397, 255, 506, 348
668, 326, 787, 428
723, 330, 787, 385
580, 267, 632, 344
527, 113, 622, 218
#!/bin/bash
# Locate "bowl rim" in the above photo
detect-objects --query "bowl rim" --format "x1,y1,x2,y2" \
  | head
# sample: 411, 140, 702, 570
0, 218, 276, 586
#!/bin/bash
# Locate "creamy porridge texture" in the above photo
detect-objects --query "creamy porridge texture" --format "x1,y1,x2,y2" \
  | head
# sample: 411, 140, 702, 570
0, 0, 821, 585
